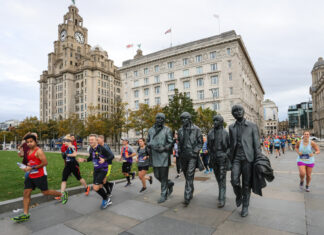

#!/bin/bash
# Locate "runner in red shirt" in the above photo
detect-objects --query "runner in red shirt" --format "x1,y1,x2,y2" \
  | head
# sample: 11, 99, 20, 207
12, 134, 62, 223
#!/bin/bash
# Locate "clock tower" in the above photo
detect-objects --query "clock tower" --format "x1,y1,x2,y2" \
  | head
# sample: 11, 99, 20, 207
39, 5, 121, 122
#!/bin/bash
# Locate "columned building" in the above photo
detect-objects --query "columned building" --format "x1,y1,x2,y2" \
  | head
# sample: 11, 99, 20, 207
310, 57, 324, 138
119, 31, 264, 138
39, 5, 121, 122
262, 99, 278, 136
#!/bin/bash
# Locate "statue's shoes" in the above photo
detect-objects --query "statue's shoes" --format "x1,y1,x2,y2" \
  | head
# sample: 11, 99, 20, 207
183, 199, 190, 207
241, 206, 249, 217
157, 197, 167, 203
217, 201, 225, 208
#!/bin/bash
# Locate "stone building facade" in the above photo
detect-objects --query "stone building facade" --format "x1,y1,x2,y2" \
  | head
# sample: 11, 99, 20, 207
262, 99, 278, 136
39, 5, 121, 122
119, 31, 264, 138
310, 57, 324, 138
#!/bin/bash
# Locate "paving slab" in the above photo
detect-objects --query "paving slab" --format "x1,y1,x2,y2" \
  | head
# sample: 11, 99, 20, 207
32, 223, 82, 235
108, 199, 167, 221
126, 215, 215, 235
65, 210, 140, 235
65, 193, 105, 215
213, 220, 299, 235
0, 217, 32, 235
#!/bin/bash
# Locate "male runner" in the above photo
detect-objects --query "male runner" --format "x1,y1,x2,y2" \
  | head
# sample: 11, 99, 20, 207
56, 135, 90, 203
120, 139, 136, 187
78, 134, 114, 209
98, 135, 115, 196
12, 134, 62, 222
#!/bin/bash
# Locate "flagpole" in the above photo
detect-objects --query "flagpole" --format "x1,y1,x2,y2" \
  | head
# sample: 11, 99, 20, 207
170, 28, 172, 47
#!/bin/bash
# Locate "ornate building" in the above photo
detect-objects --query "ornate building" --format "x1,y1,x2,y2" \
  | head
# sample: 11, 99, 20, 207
310, 57, 324, 138
119, 31, 264, 138
262, 99, 278, 136
39, 5, 121, 122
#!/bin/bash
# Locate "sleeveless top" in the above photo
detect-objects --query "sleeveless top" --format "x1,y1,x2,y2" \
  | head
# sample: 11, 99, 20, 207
27, 148, 45, 178
297, 140, 315, 164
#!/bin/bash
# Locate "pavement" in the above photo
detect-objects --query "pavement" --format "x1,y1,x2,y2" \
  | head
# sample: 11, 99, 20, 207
1, 150, 324, 235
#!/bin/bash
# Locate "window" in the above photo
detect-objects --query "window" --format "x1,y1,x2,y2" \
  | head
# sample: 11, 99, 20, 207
135, 100, 139, 110
210, 51, 216, 59
144, 77, 149, 84
144, 88, 149, 96
183, 58, 189, 65
228, 60, 232, 68
154, 75, 160, 83
211, 88, 219, 98
227, 48, 231, 55
155, 86, 160, 94
229, 73, 232, 81
211, 75, 218, 85
168, 83, 175, 92
210, 63, 217, 71
167, 61, 174, 69
196, 55, 202, 62
154, 65, 159, 72
196, 66, 203, 74
144, 68, 148, 74
229, 87, 233, 95
197, 78, 204, 87
183, 69, 189, 77
184, 92, 190, 98
134, 90, 139, 98
144, 98, 149, 105
134, 80, 139, 87
213, 102, 220, 110
197, 90, 204, 100
168, 72, 174, 79
183, 81, 190, 89
134, 71, 138, 77
155, 97, 161, 105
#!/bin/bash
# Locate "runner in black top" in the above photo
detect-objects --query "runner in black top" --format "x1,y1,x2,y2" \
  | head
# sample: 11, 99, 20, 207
136, 138, 152, 192
57, 135, 90, 204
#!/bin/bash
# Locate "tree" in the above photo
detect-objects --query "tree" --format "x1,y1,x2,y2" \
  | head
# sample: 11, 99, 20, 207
58, 114, 85, 138
195, 107, 218, 135
0, 131, 15, 143
128, 104, 163, 138
16, 116, 40, 139
85, 106, 106, 136
163, 89, 197, 131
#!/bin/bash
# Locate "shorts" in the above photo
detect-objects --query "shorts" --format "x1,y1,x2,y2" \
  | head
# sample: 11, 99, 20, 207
62, 163, 82, 181
138, 165, 149, 171
297, 162, 315, 168
122, 162, 132, 173
106, 164, 112, 177
93, 170, 107, 185
274, 146, 280, 150
24, 175, 48, 191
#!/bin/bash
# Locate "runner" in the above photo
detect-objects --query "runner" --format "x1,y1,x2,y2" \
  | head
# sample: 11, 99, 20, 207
291, 136, 297, 150
280, 136, 286, 155
56, 135, 90, 203
269, 137, 274, 155
12, 134, 62, 223
173, 139, 181, 178
120, 138, 136, 187
295, 131, 320, 192
201, 136, 210, 174
136, 138, 153, 192
98, 135, 115, 197
287, 135, 292, 151
263, 138, 270, 156
77, 134, 114, 209
274, 136, 281, 158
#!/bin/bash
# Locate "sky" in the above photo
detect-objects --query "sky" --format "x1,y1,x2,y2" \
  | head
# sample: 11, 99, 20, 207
0, 0, 323, 122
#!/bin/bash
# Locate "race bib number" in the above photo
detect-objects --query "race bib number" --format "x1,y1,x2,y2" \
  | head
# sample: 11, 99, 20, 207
300, 154, 310, 160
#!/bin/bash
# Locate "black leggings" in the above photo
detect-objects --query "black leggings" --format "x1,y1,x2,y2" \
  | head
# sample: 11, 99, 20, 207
202, 154, 209, 171
175, 157, 181, 174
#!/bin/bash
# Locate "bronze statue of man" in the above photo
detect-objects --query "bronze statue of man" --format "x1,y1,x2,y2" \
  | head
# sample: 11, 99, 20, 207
207, 114, 230, 208
229, 104, 261, 217
178, 112, 203, 206
147, 113, 174, 203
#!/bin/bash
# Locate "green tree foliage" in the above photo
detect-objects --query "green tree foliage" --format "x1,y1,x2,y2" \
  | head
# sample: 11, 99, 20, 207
163, 89, 197, 131
195, 107, 218, 135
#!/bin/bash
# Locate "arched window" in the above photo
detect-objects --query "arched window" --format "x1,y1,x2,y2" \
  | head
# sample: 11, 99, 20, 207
76, 83, 79, 89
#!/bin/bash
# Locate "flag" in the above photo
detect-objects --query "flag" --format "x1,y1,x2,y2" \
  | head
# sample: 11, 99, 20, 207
126, 44, 133, 48
165, 28, 171, 34
213, 14, 219, 18
72, 0, 75, 5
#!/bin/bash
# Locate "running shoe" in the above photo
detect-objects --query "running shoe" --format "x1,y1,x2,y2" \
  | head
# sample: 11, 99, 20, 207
11, 213, 30, 223
101, 198, 112, 209
140, 187, 147, 193
204, 170, 209, 174
61, 191, 68, 204
54, 196, 61, 200
125, 182, 131, 187
149, 176, 153, 184
85, 186, 90, 196
131, 172, 136, 180
305, 185, 310, 192
299, 181, 304, 190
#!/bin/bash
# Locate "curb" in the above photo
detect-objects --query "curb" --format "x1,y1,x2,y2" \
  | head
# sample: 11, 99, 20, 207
0, 178, 127, 214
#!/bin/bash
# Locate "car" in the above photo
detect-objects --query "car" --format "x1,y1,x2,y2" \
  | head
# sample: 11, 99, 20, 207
310, 136, 320, 141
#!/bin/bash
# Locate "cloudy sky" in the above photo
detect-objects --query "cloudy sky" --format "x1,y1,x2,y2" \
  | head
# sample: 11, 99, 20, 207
0, 0, 323, 122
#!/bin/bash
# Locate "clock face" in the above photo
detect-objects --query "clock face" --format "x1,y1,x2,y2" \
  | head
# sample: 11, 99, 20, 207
75, 32, 84, 44
60, 30, 67, 42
